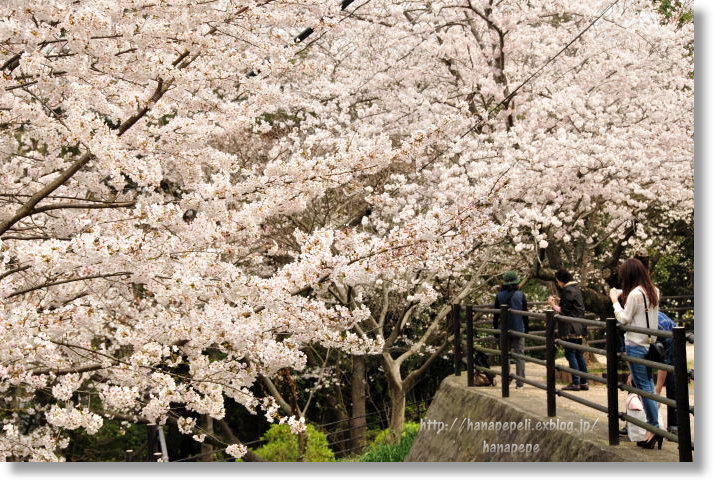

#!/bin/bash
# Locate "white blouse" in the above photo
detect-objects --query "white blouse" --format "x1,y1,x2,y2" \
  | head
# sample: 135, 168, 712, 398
612, 286, 660, 347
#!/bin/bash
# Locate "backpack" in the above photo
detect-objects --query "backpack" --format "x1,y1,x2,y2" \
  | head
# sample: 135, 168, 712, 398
473, 351, 496, 386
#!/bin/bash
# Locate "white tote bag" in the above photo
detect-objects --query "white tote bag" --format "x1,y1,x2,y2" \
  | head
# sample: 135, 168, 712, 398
626, 393, 648, 442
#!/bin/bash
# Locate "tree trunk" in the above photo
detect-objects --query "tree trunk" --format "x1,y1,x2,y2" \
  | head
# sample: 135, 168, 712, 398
146, 425, 159, 461
200, 415, 213, 461
382, 355, 406, 442
387, 384, 406, 442
350, 354, 367, 454
324, 389, 349, 455
581, 286, 613, 320
297, 431, 306, 462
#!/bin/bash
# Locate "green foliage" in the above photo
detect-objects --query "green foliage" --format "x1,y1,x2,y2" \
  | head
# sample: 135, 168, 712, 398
521, 278, 550, 302
64, 419, 146, 462
358, 422, 419, 462
651, 219, 693, 297
655, 0, 693, 28
252, 423, 335, 462
257, 109, 303, 127
405, 400, 429, 421
653, 0, 693, 62
653, 253, 692, 297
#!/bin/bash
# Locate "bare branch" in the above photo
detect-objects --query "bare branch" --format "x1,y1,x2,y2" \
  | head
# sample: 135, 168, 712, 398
30, 201, 136, 215
0, 264, 30, 281
117, 77, 172, 136
32, 363, 105, 376
394, 277, 477, 367
258, 374, 296, 416
214, 419, 266, 462
404, 336, 451, 390
6, 271, 131, 299
0, 152, 94, 237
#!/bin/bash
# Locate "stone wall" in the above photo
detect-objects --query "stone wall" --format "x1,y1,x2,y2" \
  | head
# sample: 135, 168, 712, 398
406, 376, 624, 462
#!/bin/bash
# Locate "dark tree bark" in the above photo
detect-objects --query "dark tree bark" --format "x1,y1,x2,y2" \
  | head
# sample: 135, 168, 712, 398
215, 418, 266, 462
350, 354, 367, 454
200, 415, 214, 461
582, 286, 613, 320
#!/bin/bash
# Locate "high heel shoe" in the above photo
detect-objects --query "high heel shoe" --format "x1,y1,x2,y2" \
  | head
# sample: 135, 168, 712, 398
637, 434, 664, 449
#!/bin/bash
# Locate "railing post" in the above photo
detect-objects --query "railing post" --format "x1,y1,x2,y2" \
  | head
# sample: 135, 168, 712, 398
605, 317, 620, 446
453, 304, 461, 377
466, 305, 474, 387
545, 310, 556, 417
500, 304, 510, 398
672, 327, 693, 462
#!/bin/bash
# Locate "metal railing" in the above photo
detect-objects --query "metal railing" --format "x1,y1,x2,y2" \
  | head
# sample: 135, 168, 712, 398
451, 300, 695, 462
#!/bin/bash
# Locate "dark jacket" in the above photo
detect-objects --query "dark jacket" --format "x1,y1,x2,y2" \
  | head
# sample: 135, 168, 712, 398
557, 282, 587, 338
493, 286, 529, 333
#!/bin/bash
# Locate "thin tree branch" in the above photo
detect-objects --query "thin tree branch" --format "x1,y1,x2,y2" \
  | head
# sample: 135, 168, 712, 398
214, 419, 266, 462
258, 374, 296, 416
0, 264, 30, 281
0, 152, 94, 237
117, 77, 172, 136
404, 336, 451, 390
32, 363, 105, 376
5, 271, 131, 299
30, 201, 136, 215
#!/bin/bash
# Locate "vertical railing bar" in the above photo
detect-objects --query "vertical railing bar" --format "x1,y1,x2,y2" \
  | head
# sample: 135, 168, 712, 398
453, 304, 462, 377
500, 304, 510, 398
606, 317, 620, 446
545, 309, 556, 417
466, 305, 474, 387
673, 326, 693, 462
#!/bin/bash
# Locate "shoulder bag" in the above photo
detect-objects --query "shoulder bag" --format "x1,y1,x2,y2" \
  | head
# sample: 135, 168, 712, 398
642, 292, 666, 363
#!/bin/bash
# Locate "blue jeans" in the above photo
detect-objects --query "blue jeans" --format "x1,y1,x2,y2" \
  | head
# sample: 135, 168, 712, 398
564, 339, 588, 385
626, 344, 659, 428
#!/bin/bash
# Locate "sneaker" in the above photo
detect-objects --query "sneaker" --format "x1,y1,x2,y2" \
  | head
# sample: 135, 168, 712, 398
580, 384, 589, 391
562, 384, 581, 391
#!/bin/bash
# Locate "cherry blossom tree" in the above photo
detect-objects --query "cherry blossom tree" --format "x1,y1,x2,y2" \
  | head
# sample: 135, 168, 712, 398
0, 0, 384, 461
245, 0, 692, 435
0, 0, 692, 461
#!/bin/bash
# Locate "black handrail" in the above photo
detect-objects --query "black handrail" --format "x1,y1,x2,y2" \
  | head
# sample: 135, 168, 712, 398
452, 302, 694, 462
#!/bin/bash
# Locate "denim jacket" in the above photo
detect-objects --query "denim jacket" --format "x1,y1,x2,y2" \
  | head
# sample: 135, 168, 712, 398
493, 287, 529, 333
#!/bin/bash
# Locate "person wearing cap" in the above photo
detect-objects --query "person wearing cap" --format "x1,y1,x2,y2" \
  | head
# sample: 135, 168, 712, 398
548, 269, 589, 391
493, 271, 529, 388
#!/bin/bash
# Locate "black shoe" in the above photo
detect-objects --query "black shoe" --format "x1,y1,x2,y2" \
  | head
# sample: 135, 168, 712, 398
637, 435, 664, 450
562, 384, 581, 391
580, 384, 589, 391
667, 426, 679, 435
619, 426, 628, 436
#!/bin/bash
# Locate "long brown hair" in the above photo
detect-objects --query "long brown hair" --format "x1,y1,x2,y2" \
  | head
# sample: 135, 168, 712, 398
618, 258, 659, 307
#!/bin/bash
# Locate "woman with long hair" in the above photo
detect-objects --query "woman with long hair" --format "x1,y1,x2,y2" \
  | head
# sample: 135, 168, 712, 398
609, 258, 663, 449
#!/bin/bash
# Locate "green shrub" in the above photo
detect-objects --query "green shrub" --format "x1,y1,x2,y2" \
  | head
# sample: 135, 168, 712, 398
405, 401, 429, 421
253, 423, 335, 462
358, 422, 419, 462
